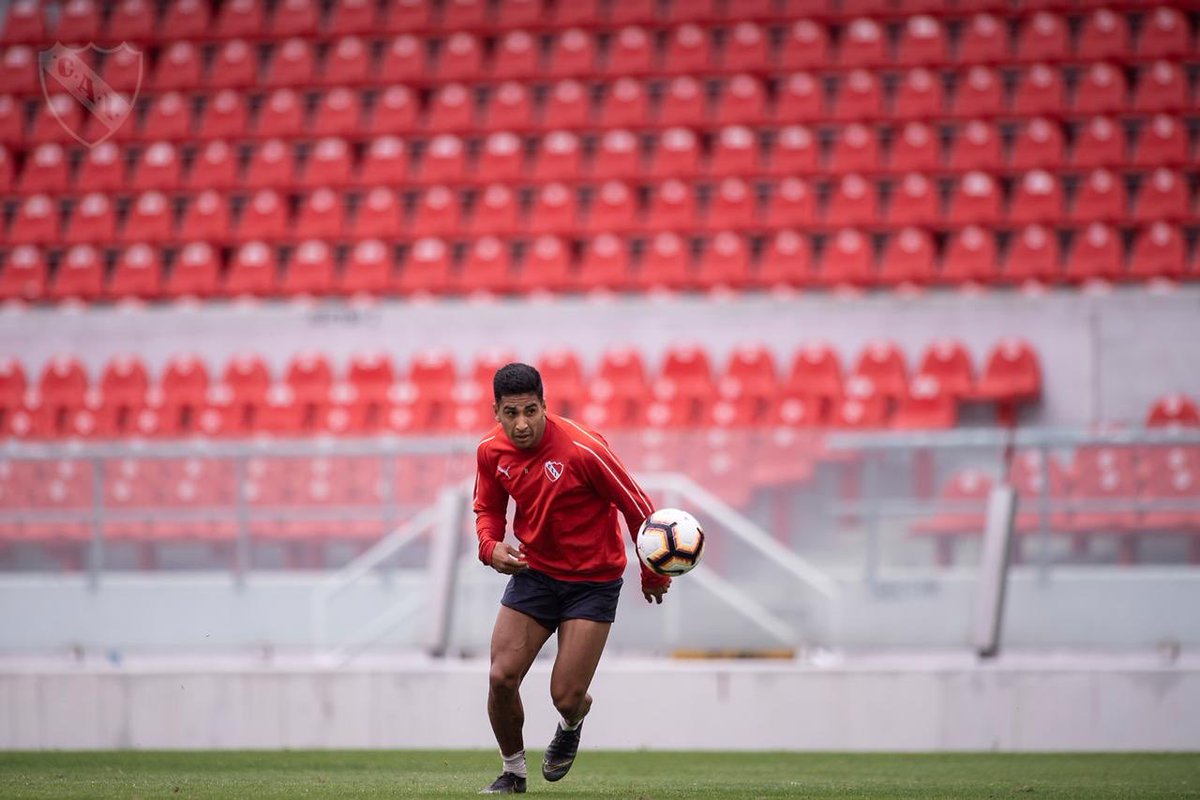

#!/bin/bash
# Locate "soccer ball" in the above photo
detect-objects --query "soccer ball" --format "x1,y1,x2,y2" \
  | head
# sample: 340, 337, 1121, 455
636, 508, 705, 577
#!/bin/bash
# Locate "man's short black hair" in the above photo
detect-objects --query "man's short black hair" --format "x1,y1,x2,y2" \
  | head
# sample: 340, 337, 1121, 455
493, 362, 544, 404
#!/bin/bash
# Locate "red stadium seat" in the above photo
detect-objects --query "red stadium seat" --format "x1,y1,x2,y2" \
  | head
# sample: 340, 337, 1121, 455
829, 376, 889, 430
663, 25, 712, 76
548, 29, 596, 78
223, 353, 271, 414
427, 83, 474, 133
648, 128, 700, 178
411, 186, 461, 238
484, 82, 534, 130
600, 78, 648, 129
852, 340, 909, 403
1077, 9, 1130, 61
3, 0, 46, 43
1137, 7, 1192, 59
696, 232, 750, 289
164, 242, 221, 298
50, 245, 105, 302
897, 16, 948, 66
198, 89, 249, 140
976, 338, 1041, 404
947, 171, 1001, 226
208, 40, 259, 89
1133, 61, 1189, 113
493, 31, 539, 80
282, 241, 336, 297
1012, 64, 1066, 116
826, 174, 878, 228
759, 230, 814, 287
187, 141, 239, 191
1010, 117, 1065, 170
457, 237, 514, 295
64, 193, 116, 245
179, 190, 231, 241
295, 189, 345, 239
951, 66, 1003, 117
527, 183, 579, 235
497, 0, 541, 28
1071, 115, 1126, 169
532, 131, 582, 181
8, 195, 59, 245
917, 338, 975, 399
471, 185, 519, 236
890, 122, 940, 172
1004, 224, 1061, 284
56, 0, 101, 42
893, 375, 957, 430
535, 349, 585, 417
775, 72, 825, 122
647, 179, 697, 230
523, 235, 573, 292
577, 234, 632, 292
879, 227, 935, 285
768, 125, 818, 175
635, 231, 691, 291
157, 353, 210, 414
340, 239, 393, 296
254, 89, 303, 139
942, 225, 998, 284
311, 88, 363, 138
0, 46, 37, 95
551, 0, 598, 25
1133, 115, 1189, 168
1016, 12, 1068, 62
122, 191, 174, 243
587, 180, 638, 233
107, 244, 162, 300
224, 242, 279, 297
419, 135, 467, 183
99, 354, 149, 412
893, 68, 945, 120
380, 35, 426, 83
1009, 169, 1063, 225
300, 137, 353, 187
821, 229, 873, 287
18, 143, 69, 194
1071, 168, 1126, 223
886, 173, 939, 227
833, 70, 882, 122
271, 0, 319, 37
139, 91, 191, 141
829, 123, 879, 174
779, 20, 830, 71
38, 355, 89, 411
397, 238, 452, 295
132, 142, 183, 191
245, 139, 297, 190
715, 75, 767, 125
1128, 222, 1185, 281
948, 120, 1002, 171
0, 245, 46, 302
765, 177, 816, 228
543, 80, 590, 129
723, 22, 769, 72
329, 0, 378, 34
1146, 394, 1200, 429
708, 178, 757, 229
214, 0, 264, 37
265, 38, 316, 88
1133, 168, 1189, 222
324, 36, 369, 85
477, 132, 523, 182
0, 96, 23, 146
607, 26, 654, 75
369, 85, 418, 136
152, 42, 203, 91
957, 13, 1009, 64
1065, 222, 1122, 283
236, 189, 289, 241
610, 0, 655, 25
1073, 63, 1127, 115
839, 18, 886, 67
358, 136, 409, 186
442, 0, 486, 30
785, 341, 845, 409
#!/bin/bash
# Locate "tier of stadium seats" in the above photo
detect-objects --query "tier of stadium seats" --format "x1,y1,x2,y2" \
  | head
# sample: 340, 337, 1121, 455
0, 339, 1043, 440
912, 442, 1200, 565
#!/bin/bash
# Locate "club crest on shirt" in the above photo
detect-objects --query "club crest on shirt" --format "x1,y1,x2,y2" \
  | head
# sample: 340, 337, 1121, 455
544, 461, 564, 482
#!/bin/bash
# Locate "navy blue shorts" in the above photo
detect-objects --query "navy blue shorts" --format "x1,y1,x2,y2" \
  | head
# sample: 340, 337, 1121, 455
500, 569, 623, 632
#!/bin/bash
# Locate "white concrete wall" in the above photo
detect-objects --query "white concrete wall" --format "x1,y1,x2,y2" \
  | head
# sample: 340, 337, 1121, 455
2, 655, 1199, 751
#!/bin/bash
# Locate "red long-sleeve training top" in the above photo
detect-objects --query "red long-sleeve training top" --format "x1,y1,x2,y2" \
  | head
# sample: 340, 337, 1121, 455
474, 414, 669, 588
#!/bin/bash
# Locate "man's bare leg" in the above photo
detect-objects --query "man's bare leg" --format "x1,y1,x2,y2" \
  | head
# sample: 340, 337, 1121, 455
488, 606, 553, 757
542, 618, 611, 781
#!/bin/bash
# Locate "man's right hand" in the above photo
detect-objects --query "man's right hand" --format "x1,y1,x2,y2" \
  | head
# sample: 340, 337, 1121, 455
490, 541, 528, 574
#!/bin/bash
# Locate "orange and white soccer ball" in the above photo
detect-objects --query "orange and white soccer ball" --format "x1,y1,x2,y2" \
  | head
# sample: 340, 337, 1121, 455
636, 508, 705, 577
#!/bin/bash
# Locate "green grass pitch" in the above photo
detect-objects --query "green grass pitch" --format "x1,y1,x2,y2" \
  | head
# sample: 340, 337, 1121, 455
1, 751, 1197, 799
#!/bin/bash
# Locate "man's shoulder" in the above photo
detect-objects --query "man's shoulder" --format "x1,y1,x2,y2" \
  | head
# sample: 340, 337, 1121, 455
476, 425, 505, 455
552, 415, 612, 457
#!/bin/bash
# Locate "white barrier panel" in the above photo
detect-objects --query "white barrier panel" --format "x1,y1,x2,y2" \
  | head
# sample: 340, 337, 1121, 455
3, 654, 1198, 751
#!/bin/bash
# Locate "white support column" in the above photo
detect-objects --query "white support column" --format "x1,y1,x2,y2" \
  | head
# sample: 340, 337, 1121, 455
973, 485, 1018, 659
425, 486, 470, 658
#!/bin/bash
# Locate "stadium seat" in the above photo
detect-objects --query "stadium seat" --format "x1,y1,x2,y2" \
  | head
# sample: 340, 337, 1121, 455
493, 31, 539, 80
152, 42, 203, 91
893, 68, 946, 120
419, 135, 467, 183
765, 178, 816, 228
976, 338, 1042, 405
478, 132, 523, 182
649, 128, 701, 178
311, 88, 363, 138
879, 227, 936, 285
50, 245, 105, 302
607, 26, 654, 75
1133, 115, 1189, 168
123, 191, 175, 244
548, 29, 596, 78
852, 341, 909, 404
587, 181, 638, 233
821, 229, 874, 286
442, 0, 487, 30
0, 46, 37, 95
471, 184, 519, 236
1133, 61, 1189, 113
1012, 65, 1066, 117
1128, 222, 1185, 281
715, 75, 767, 125
0, 246, 46, 302
164, 242, 221, 299
829, 376, 889, 429
775, 72, 825, 122
329, 0, 378, 34
107, 244, 162, 301
1071, 116, 1127, 169
0, 96, 22, 146
947, 172, 1001, 226
532, 131, 582, 181
833, 69, 883, 121
550, 0, 598, 25
244, 140, 296, 190
427, 83, 474, 132
8, 195, 60, 245
1077, 9, 1130, 61
410, 186, 461, 238
916, 338, 975, 399
839, 18, 887, 68
947, 120, 1002, 171
380, 35, 426, 83
1065, 222, 1122, 283
63, 193, 115, 245
1071, 169, 1126, 223
1004, 224, 1062, 284
224, 242, 279, 297
37, 355, 89, 411
1009, 170, 1063, 225
911, 468, 992, 565
886, 173, 940, 227
456, 237, 514, 295
523, 235, 573, 292
255, 89, 304, 139
295, 190, 345, 240
323, 37, 371, 85
300, 137, 353, 187
1010, 117, 1065, 170
1016, 12, 1069, 62
265, 38, 317, 88
1073, 63, 1128, 115
339, 239, 393, 296
199, 90, 250, 140
357, 136, 409, 187
18, 143, 69, 194
826, 174, 878, 228
890, 122, 940, 172
779, 20, 830, 71
132, 142, 183, 192
696, 232, 750, 289
635, 231, 692, 291
942, 225, 998, 284
186, 141, 239, 191
893, 375, 957, 430
708, 178, 757, 229
485, 82, 534, 130
281, 241, 336, 297
723, 22, 770, 72
543, 80, 591, 129
663, 25, 712, 76
957, 13, 1009, 64
829, 123, 879, 174
897, 15, 948, 66
951, 66, 1003, 117
397, 238, 452, 295
1146, 394, 1200, 428
528, 183, 579, 235
1137, 7, 1192, 59
577, 234, 633, 292
236, 189, 289, 242
178, 190, 230, 243
768, 126, 819, 175
1133, 168, 1190, 222
600, 78, 648, 129
758, 230, 814, 287
647, 180, 696, 230
535, 349, 586, 417
208, 40, 259, 89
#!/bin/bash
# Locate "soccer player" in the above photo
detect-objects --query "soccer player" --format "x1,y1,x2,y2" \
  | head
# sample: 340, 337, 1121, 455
475, 363, 670, 794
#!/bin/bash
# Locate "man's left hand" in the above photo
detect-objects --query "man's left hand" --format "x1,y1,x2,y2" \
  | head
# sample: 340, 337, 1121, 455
642, 580, 670, 604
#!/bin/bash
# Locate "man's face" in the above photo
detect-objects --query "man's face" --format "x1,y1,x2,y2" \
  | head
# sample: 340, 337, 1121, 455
494, 392, 547, 450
